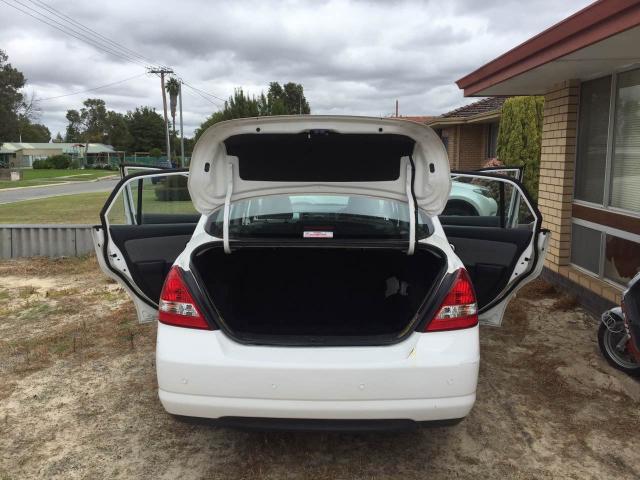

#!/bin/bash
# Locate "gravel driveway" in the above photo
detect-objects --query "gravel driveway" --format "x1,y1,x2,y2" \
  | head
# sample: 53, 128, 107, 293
0, 256, 639, 479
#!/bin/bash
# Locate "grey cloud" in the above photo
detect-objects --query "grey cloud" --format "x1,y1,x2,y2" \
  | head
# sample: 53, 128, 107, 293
0, 0, 592, 137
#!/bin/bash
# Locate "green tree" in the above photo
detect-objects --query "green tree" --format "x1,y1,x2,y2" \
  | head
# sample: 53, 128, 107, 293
80, 98, 108, 142
105, 111, 131, 151
0, 49, 27, 141
20, 123, 50, 142
194, 111, 225, 142
281, 82, 310, 114
125, 106, 166, 152
65, 109, 82, 142
165, 77, 181, 158
496, 96, 544, 201
64, 98, 108, 143
194, 82, 311, 141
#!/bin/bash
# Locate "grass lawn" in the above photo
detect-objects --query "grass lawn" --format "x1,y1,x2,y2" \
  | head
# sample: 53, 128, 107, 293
0, 169, 116, 190
0, 181, 197, 224
0, 191, 109, 224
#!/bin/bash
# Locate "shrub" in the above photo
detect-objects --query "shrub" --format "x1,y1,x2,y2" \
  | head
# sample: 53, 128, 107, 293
149, 147, 162, 158
154, 175, 190, 201
496, 96, 544, 201
48, 154, 72, 169
69, 159, 80, 169
32, 159, 52, 169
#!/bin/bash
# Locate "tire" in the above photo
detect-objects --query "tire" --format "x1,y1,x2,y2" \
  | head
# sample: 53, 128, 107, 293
442, 201, 478, 217
597, 322, 640, 376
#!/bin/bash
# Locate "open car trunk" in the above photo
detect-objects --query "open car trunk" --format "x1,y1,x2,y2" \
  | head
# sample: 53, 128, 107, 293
191, 245, 447, 345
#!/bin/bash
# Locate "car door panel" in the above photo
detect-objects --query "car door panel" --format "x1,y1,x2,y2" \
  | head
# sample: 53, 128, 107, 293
109, 224, 195, 302
93, 169, 197, 323
442, 172, 548, 325
444, 229, 530, 309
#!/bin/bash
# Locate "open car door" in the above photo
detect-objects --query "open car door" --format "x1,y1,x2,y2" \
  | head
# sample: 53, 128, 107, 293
92, 169, 199, 323
441, 171, 549, 326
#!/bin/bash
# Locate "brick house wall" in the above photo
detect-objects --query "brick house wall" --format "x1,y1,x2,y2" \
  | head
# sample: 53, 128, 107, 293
439, 124, 489, 170
537, 79, 578, 272
537, 79, 624, 310
458, 124, 487, 170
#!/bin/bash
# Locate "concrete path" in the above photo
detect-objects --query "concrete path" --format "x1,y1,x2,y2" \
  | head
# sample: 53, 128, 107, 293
0, 178, 119, 205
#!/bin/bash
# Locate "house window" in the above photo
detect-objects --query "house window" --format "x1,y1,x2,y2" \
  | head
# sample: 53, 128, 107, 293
572, 68, 640, 287
441, 135, 449, 152
575, 68, 640, 214
570, 223, 601, 274
486, 122, 499, 159
571, 220, 640, 287
436, 128, 449, 152
575, 76, 611, 204
610, 68, 640, 213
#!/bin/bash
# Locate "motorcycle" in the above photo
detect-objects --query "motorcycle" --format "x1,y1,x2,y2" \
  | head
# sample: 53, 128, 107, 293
598, 271, 640, 376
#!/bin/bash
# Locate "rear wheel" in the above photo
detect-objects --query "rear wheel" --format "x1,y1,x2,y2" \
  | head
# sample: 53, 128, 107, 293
598, 322, 640, 376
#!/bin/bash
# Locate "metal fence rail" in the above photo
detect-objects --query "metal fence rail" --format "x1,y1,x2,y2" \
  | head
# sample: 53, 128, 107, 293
0, 224, 95, 259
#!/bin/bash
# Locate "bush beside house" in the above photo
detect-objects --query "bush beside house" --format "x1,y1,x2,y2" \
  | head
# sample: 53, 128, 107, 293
496, 96, 544, 201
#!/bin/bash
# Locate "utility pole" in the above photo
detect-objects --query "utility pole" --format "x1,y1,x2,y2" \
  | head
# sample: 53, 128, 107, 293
179, 80, 185, 167
395, 99, 399, 117
149, 68, 174, 167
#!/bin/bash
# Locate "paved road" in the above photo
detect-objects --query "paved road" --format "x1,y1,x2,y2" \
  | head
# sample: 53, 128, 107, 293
0, 179, 120, 205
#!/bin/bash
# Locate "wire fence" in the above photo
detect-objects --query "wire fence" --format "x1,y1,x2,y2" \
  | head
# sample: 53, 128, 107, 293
115, 156, 191, 168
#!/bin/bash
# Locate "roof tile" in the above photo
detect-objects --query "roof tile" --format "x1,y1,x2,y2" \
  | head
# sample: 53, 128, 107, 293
441, 97, 506, 118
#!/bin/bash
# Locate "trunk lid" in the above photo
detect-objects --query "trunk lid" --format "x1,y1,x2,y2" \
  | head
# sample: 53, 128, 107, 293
188, 115, 451, 217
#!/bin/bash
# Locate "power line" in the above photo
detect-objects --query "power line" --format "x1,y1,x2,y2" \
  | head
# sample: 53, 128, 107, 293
3, 0, 230, 119
181, 83, 223, 109
13, 0, 150, 67
181, 80, 227, 103
1, 0, 150, 67
38, 72, 148, 101
27, 0, 169, 70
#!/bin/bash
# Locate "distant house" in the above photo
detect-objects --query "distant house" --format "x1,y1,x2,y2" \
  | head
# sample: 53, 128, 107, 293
0, 142, 117, 168
393, 115, 436, 124
427, 97, 505, 171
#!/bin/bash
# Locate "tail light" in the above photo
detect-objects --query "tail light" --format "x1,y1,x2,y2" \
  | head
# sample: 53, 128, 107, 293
426, 269, 478, 332
158, 267, 210, 330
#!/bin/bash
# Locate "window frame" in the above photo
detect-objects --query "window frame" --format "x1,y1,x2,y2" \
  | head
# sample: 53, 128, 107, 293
570, 218, 640, 289
573, 65, 640, 220
486, 122, 499, 159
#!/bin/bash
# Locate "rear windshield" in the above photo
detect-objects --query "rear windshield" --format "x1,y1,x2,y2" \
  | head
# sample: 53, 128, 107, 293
207, 194, 432, 240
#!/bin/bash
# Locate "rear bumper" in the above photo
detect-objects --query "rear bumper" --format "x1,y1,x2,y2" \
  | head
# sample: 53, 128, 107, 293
170, 415, 464, 432
160, 390, 476, 423
156, 324, 479, 422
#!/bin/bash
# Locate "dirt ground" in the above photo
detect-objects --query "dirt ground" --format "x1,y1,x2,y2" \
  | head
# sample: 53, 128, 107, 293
0, 256, 639, 480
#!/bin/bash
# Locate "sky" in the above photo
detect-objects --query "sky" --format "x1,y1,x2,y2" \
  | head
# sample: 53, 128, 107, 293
1, 0, 594, 139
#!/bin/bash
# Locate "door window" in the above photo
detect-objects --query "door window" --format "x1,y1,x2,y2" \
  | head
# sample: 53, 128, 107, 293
105, 173, 198, 226
442, 175, 534, 229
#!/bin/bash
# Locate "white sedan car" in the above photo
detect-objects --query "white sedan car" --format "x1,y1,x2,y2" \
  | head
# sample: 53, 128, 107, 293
93, 116, 548, 431
446, 180, 498, 217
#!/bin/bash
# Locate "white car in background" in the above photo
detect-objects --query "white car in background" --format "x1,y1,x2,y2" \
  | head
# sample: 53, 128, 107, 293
446, 180, 498, 217
93, 116, 547, 431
